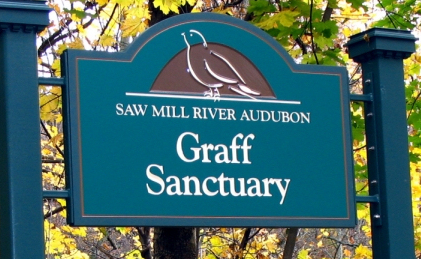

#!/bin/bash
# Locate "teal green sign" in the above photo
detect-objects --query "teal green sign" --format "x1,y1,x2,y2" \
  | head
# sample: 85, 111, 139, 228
63, 13, 355, 227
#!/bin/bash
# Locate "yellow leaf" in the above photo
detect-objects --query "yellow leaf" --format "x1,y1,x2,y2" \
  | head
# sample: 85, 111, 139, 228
190, 0, 203, 12
72, 227, 88, 237
57, 199, 66, 207
47, 125, 58, 136
97, 0, 109, 6
153, 0, 179, 14
115, 0, 134, 8
265, 240, 278, 252
51, 59, 61, 77
51, 86, 61, 95
42, 148, 52, 155
51, 133, 64, 147
117, 227, 133, 235
48, 3, 62, 14
64, 237, 77, 250
40, 93, 60, 121
125, 249, 144, 259
77, 24, 86, 35
297, 249, 310, 259
254, 15, 277, 30
99, 34, 116, 47
39, 27, 48, 37
191, 6, 201, 12
126, 4, 151, 19
186, 0, 196, 6
56, 44, 68, 55
121, 17, 148, 37
344, 249, 352, 257
56, 114, 63, 123
71, 13, 82, 23
210, 236, 222, 246
212, 6, 233, 15
68, 37, 85, 50
354, 244, 372, 259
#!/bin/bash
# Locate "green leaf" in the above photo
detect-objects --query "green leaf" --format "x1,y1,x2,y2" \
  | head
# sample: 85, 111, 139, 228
313, 20, 339, 37
323, 49, 346, 65
247, 0, 276, 16
313, 35, 334, 48
64, 8, 87, 19
327, 0, 339, 8
346, 0, 367, 10
254, 14, 278, 30
278, 10, 301, 27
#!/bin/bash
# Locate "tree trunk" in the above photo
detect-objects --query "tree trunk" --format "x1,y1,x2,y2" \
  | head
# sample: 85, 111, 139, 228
153, 227, 197, 259
283, 228, 299, 259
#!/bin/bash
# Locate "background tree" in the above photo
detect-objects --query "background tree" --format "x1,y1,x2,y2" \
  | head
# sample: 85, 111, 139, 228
38, 0, 421, 258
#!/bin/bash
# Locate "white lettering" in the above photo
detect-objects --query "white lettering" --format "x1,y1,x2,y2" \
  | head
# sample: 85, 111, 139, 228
182, 176, 203, 195
116, 103, 124, 115
273, 179, 291, 204
166, 176, 183, 195
152, 105, 165, 117
176, 132, 254, 164
145, 168, 291, 205
146, 164, 165, 195
176, 132, 201, 162
202, 177, 218, 196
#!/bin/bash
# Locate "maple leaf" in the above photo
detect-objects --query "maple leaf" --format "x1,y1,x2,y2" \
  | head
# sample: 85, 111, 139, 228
115, 0, 134, 8
121, 17, 148, 37
186, 0, 196, 7
96, 0, 109, 6
277, 10, 300, 27
248, 0, 276, 16
153, 0, 180, 14
67, 38, 85, 50
99, 34, 116, 47
354, 244, 373, 259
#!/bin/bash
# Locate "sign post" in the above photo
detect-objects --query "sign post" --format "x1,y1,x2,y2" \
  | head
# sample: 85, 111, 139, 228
0, 1, 50, 258
347, 28, 416, 259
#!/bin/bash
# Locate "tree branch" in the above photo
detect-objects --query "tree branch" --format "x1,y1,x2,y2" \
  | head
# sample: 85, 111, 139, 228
40, 120, 65, 158
309, 0, 319, 64
322, 5, 333, 22
38, 15, 95, 57
44, 205, 66, 219
377, 0, 397, 28
94, 3, 119, 51
225, 0, 244, 8
235, 228, 251, 259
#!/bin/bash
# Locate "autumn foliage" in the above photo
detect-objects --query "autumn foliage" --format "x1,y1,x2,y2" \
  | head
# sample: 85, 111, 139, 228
38, 0, 421, 258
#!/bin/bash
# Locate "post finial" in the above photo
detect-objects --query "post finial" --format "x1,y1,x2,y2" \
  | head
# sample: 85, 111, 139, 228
346, 28, 416, 63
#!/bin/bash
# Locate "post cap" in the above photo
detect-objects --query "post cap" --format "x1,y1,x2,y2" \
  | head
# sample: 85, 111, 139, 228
346, 28, 417, 63
0, 0, 50, 32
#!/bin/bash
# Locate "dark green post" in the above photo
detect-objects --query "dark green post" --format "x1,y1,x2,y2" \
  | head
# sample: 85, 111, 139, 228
0, 1, 50, 258
347, 29, 416, 258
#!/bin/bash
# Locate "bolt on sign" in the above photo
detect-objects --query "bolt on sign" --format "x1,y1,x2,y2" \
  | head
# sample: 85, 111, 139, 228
63, 13, 356, 227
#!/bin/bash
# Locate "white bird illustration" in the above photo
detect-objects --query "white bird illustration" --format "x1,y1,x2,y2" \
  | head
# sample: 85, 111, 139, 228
181, 29, 261, 101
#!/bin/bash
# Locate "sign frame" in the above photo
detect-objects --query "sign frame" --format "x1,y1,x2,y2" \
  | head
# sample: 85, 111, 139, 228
63, 13, 355, 227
